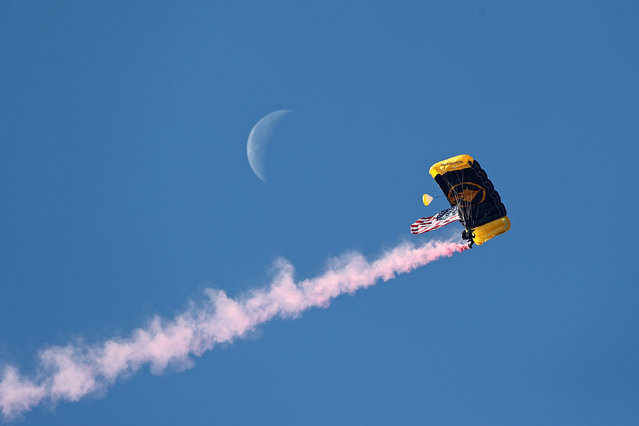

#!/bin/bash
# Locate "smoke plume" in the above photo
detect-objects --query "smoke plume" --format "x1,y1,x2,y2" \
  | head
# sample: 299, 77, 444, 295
0, 239, 467, 419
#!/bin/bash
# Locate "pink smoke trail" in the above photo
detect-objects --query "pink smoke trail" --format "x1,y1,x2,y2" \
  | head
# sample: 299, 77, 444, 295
0, 239, 467, 420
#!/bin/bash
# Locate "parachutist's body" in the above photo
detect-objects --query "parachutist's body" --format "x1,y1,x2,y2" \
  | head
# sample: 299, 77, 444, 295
461, 229, 475, 248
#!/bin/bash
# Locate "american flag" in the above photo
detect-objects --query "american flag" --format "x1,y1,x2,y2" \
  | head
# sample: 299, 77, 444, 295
410, 206, 460, 234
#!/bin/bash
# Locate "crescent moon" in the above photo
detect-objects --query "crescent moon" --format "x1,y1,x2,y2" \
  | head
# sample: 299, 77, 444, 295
247, 109, 293, 182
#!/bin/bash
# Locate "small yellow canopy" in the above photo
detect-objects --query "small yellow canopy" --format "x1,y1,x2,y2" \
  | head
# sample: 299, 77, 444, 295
422, 194, 434, 206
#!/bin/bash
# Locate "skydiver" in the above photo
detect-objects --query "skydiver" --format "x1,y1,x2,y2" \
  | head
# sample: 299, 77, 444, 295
461, 229, 474, 248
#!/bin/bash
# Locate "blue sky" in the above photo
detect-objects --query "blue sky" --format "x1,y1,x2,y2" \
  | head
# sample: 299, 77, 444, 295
1, 1, 638, 424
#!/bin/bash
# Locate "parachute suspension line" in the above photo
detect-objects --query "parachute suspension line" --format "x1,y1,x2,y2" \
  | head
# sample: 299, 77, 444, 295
446, 165, 474, 248
440, 170, 469, 247
460, 166, 473, 247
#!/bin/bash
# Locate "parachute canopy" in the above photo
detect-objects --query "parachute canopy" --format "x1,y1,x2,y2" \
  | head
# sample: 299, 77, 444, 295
422, 193, 434, 206
429, 154, 510, 245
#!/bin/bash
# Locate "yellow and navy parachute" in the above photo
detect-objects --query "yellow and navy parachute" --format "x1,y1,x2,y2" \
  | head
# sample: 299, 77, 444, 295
428, 154, 510, 246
